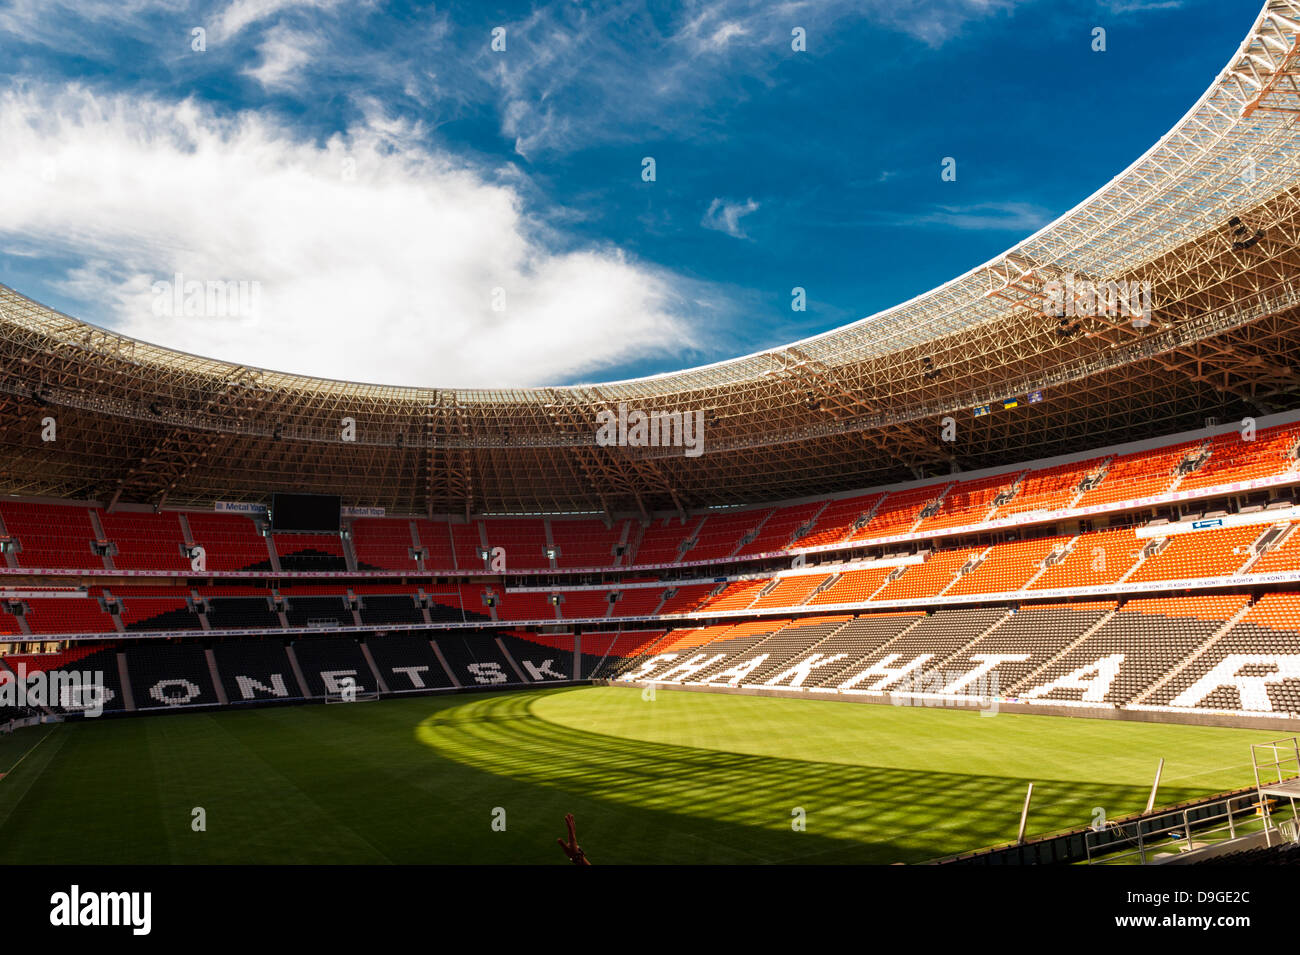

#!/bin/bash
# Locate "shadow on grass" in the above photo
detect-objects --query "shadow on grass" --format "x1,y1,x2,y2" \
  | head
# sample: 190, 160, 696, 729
0, 689, 1225, 865
414, 688, 1212, 864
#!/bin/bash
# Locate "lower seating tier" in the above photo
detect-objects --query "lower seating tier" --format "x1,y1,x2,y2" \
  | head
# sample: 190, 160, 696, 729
6, 593, 1298, 722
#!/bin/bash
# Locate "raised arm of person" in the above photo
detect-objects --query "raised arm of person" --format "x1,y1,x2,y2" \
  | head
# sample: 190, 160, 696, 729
557, 812, 591, 865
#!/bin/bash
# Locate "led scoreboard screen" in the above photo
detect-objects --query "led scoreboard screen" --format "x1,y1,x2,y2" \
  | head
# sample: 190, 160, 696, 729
270, 493, 342, 533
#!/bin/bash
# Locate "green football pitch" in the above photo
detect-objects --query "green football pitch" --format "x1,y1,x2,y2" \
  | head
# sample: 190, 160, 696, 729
0, 685, 1273, 864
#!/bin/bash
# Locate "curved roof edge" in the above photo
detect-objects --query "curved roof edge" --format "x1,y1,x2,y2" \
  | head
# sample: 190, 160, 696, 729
2, 0, 1298, 403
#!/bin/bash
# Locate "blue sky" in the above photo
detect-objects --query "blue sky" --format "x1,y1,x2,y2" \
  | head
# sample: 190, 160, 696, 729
0, 0, 1267, 386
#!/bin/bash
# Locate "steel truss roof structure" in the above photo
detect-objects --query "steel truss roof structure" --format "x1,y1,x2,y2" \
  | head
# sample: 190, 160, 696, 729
2, 1, 1300, 518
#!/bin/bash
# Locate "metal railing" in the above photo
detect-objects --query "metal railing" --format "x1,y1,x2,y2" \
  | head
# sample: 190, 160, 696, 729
1086, 792, 1271, 865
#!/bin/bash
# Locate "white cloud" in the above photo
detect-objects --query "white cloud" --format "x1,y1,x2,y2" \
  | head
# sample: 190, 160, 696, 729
0, 85, 705, 387
673, 2, 803, 55
872, 0, 1026, 48
213, 0, 349, 41
243, 25, 317, 90
701, 198, 760, 239
683, 16, 750, 52
486, 0, 1029, 157
0, 0, 188, 51
1097, 0, 1182, 13
904, 202, 1053, 232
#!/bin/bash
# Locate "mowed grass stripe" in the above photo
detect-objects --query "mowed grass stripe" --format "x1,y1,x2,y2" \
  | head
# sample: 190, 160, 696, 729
534, 688, 1264, 785
418, 688, 1257, 862
0, 686, 1272, 864
0, 722, 65, 831
150, 708, 393, 864
0, 719, 59, 780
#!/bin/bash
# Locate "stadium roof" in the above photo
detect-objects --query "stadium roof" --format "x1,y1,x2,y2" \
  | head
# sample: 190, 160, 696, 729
2, 0, 1300, 517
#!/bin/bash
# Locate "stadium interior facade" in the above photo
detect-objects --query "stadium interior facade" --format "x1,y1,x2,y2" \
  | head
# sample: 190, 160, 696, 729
3, 0, 1300, 806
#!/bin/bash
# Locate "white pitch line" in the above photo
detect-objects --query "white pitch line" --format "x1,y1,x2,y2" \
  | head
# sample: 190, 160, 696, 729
0, 722, 59, 783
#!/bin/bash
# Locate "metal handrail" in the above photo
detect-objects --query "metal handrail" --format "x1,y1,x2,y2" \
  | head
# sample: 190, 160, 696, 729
1087, 793, 1266, 865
